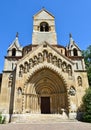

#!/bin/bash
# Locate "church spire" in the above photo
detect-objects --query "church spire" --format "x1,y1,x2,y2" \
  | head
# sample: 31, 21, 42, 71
69, 33, 72, 38
16, 32, 19, 38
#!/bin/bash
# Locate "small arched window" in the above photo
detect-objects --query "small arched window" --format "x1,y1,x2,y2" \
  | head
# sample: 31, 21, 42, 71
40, 22, 49, 32
73, 48, 78, 56
12, 48, 16, 56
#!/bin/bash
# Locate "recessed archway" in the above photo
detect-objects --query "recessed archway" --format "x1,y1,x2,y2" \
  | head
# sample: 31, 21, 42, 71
23, 68, 69, 114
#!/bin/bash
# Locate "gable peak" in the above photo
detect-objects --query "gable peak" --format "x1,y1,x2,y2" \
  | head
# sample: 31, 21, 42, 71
8, 33, 22, 51
33, 8, 55, 19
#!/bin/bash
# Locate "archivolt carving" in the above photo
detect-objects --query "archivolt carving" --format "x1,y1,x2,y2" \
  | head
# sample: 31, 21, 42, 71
22, 66, 70, 113
23, 65, 69, 92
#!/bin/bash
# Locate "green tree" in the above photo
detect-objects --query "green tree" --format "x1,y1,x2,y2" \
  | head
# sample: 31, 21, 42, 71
82, 88, 91, 122
82, 45, 91, 86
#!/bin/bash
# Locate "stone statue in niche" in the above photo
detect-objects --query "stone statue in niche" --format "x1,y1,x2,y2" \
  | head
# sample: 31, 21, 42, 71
17, 87, 22, 95
78, 76, 82, 86
68, 65, 72, 76
8, 74, 13, 87
19, 71, 22, 77
8, 80, 12, 87
62, 63, 66, 72
48, 53, 52, 63
33, 56, 38, 65
19, 65, 23, 77
24, 63, 28, 73
38, 53, 43, 63
52, 56, 57, 66
29, 59, 33, 69
68, 87, 76, 96
58, 59, 62, 68
43, 51, 47, 61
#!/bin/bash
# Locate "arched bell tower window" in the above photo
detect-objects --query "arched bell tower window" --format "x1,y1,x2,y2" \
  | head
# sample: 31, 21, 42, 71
73, 48, 78, 56
12, 48, 16, 56
40, 22, 49, 32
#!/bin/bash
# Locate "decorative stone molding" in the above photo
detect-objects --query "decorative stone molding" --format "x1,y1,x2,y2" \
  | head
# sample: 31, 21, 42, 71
18, 50, 73, 78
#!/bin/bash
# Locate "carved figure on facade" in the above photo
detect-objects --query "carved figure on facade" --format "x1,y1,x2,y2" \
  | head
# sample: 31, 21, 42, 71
77, 76, 82, 86
38, 53, 43, 63
24, 62, 29, 73
62, 62, 67, 72
8, 74, 13, 87
29, 58, 33, 69
17, 87, 22, 95
43, 50, 48, 61
67, 65, 72, 76
18, 51, 73, 78
33, 56, 38, 65
52, 56, 57, 66
58, 59, 62, 68
68, 86, 76, 96
19, 65, 23, 77
48, 53, 52, 63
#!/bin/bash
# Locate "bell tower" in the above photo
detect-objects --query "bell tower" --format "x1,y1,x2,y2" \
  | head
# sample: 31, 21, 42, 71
32, 8, 57, 45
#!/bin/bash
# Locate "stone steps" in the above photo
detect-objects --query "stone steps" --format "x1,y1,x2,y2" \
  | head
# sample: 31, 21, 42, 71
11, 114, 77, 124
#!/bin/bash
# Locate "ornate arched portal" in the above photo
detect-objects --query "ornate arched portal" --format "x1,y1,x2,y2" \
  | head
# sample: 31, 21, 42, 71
22, 68, 69, 114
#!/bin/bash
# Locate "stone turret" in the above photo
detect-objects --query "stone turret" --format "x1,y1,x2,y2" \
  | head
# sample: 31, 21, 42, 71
7, 33, 22, 57
4, 33, 22, 71
67, 33, 82, 57
32, 8, 57, 45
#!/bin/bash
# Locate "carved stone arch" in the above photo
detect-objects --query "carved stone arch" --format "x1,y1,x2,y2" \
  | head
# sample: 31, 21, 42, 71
24, 63, 69, 88
22, 64, 70, 114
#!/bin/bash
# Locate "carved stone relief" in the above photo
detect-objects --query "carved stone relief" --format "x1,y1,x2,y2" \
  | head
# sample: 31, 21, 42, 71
19, 50, 72, 77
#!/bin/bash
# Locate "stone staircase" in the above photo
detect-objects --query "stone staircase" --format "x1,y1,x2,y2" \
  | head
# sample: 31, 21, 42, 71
11, 114, 77, 124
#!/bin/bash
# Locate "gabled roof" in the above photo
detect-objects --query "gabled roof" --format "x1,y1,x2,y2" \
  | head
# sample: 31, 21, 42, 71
17, 41, 74, 65
8, 36, 22, 51
67, 34, 81, 51
33, 8, 55, 18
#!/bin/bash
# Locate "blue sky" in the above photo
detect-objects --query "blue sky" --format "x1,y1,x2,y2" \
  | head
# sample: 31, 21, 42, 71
0, 0, 91, 72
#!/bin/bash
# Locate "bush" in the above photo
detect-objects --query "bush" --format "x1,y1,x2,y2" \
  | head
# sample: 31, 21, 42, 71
82, 88, 91, 122
0, 114, 5, 124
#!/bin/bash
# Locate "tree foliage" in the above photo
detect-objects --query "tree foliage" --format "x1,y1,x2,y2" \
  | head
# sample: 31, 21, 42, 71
82, 88, 91, 122
0, 114, 5, 124
82, 45, 91, 86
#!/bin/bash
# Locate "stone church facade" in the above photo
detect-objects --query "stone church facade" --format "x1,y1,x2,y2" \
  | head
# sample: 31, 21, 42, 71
0, 9, 89, 121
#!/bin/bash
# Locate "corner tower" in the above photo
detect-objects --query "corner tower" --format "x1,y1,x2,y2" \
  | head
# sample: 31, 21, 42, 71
32, 8, 57, 45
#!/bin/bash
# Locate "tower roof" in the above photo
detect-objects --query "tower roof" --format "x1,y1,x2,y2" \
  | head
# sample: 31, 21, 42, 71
33, 8, 55, 19
8, 33, 22, 51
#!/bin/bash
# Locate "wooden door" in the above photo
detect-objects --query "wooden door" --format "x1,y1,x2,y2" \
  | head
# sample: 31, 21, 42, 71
41, 97, 50, 114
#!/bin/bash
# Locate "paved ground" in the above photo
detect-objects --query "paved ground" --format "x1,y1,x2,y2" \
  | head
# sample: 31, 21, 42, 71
0, 122, 91, 130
